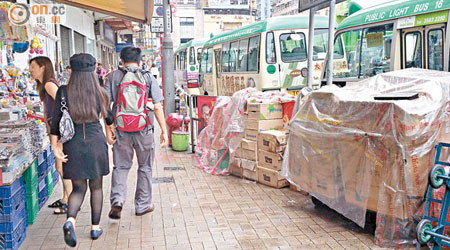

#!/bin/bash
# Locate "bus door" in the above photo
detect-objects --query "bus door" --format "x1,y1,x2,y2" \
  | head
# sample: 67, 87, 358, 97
214, 49, 222, 95
402, 24, 445, 70
425, 24, 445, 71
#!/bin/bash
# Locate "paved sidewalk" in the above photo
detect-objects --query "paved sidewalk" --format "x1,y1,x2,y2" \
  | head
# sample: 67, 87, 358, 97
21, 125, 401, 250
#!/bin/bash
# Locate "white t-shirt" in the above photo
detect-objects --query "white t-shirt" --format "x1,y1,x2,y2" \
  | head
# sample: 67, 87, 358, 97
151, 67, 159, 76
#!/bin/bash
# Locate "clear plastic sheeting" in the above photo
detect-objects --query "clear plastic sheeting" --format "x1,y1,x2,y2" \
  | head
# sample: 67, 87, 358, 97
195, 88, 295, 175
282, 69, 450, 247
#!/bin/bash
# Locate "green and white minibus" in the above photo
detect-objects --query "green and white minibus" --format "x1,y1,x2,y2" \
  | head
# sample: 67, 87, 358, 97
199, 15, 330, 96
323, 0, 450, 86
174, 38, 208, 95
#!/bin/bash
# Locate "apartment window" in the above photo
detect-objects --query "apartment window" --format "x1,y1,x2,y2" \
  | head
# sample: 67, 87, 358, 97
180, 17, 194, 26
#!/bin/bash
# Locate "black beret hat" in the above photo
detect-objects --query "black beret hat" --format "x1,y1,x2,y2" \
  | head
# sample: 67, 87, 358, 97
70, 53, 96, 72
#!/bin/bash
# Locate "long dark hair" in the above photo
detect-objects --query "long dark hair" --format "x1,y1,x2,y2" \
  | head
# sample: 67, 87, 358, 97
29, 56, 55, 101
66, 71, 109, 123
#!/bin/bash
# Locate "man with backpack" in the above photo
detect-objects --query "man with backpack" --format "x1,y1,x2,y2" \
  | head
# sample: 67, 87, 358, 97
105, 46, 168, 218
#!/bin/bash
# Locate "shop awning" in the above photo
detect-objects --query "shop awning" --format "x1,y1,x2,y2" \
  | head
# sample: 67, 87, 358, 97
50, 0, 154, 24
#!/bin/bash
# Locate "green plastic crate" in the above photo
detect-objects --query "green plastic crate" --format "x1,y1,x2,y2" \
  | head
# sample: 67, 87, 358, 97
24, 174, 38, 194
46, 171, 53, 196
27, 200, 39, 225
23, 161, 37, 181
26, 191, 38, 211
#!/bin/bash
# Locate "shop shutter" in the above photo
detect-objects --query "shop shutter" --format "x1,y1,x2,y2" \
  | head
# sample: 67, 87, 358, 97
60, 26, 71, 66
74, 32, 85, 54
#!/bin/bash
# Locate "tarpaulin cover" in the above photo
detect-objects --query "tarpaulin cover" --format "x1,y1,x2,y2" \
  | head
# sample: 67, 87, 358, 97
282, 69, 450, 247
195, 88, 295, 175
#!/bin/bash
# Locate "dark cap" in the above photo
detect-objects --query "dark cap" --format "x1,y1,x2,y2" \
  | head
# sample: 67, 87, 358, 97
70, 53, 96, 72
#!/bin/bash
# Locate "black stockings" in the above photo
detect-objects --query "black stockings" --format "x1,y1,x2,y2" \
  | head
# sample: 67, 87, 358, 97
67, 177, 103, 225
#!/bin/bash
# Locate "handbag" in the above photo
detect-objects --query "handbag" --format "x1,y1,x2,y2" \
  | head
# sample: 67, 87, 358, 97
59, 88, 75, 143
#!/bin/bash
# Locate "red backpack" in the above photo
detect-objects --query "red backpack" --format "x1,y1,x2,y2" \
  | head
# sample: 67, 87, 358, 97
114, 69, 151, 132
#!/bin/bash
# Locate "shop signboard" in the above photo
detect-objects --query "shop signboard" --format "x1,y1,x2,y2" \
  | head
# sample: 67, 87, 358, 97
115, 43, 134, 53
197, 96, 217, 133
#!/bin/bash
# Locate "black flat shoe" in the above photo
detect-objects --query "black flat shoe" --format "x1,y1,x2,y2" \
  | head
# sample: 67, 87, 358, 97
48, 199, 63, 208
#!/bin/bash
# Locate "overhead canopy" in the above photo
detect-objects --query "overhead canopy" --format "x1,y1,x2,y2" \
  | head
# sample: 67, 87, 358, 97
50, 0, 154, 24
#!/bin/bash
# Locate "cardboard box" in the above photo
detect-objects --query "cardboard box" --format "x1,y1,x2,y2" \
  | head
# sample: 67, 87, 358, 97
241, 159, 257, 171
258, 130, 288, 153
257, 166, 289, 188
241, 148, 258, 161
241, 138, 257, 151
243, 168, 258, 181
245, 119, 284, 132
258, 150, 283, 171
242, 159, 258, 181
247, 103, 283, 120
229, 158, 243, 178
244, 129, 258, 141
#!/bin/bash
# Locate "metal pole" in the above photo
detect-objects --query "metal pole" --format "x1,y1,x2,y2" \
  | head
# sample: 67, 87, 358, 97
326, 0, 336, 86
150, 32, 154, 60
163, 0, 175, 115
307, 8, 315, 89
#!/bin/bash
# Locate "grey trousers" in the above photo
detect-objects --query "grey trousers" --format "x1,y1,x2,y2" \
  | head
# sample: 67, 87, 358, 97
110, 130, 155, 213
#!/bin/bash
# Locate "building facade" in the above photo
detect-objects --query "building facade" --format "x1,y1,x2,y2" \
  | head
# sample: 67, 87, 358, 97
256, 0, 271, 20
202, 0, 256, 38
271, 0, 298, 17
172, 0, 205, 50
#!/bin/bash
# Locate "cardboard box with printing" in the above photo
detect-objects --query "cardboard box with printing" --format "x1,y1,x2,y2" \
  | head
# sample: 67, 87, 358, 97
241, 159, 258, 181
247, 103, 283, 120
244, 129, 258, 141
241, 138, 257, 151
257, 166, 289, 188
244, 119, 284, 132
258, 150, 283, 171
258, 130, 288, 153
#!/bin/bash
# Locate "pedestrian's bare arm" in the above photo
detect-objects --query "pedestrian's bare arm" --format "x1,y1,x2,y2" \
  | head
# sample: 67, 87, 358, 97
154, 103, 168, 148
50, 134, 67, 163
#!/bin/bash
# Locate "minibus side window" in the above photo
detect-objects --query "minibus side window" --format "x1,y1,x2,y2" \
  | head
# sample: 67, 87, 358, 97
405, 32, 422, 68
189, 47, 195, 65
266, 32, 276, 64
248, 36, 260, 72
238, 38, 249, 71
200, 50, 207, 74
207, 48, 213, 73
313, 29, 329, 61
222, 43, 231, 72
428, 29, 444, 71
229, 41, 239, 72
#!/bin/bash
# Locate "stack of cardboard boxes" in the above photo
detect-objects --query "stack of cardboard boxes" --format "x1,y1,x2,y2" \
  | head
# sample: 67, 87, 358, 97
229, 102, 289, 188
257, 130, 289, 188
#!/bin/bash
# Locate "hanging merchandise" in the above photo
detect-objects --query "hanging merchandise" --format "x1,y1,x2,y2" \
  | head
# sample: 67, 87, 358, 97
29, 36, 43, 54
32, 24, 58, 41
0, 2, 30, 42
12, 41, 29, 53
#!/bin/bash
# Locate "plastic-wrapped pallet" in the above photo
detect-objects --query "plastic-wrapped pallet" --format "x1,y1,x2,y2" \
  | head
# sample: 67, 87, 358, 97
283, 69, 450, 248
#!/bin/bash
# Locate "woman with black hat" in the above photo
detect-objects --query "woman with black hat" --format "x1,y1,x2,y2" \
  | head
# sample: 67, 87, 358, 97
50, 53, 114, 247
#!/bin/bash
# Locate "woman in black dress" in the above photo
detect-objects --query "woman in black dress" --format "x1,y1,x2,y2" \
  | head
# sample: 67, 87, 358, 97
50, 54, 114, 247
